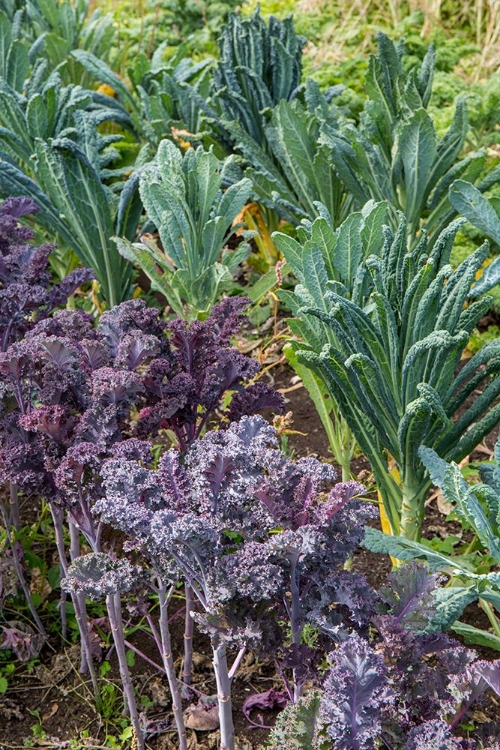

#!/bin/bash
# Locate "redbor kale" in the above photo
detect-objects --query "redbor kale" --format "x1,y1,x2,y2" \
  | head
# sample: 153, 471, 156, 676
135, 296, 284, 449
270, 563, 500, 750
0, 197, 93, 352
0, 197, 93, 646
1, 297, 284, 538
321, 632, 393, 749
0, 286, 283, 749
95, 415, 373, 747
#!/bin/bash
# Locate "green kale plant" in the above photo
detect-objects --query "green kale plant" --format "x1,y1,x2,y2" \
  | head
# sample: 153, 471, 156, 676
9, 0, 116, 86
274, 200, 390, 477
0, 72, 143, 307
115, 139, 253, 319
234, 90, 352, 228
276, 203, 500, 540
0, 9, 32, 91
321, 34, 500, 246
72, 45, 215, 147
211, 6, 305, 149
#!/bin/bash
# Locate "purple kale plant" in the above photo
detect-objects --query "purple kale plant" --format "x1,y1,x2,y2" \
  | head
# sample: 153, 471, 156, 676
1, 295, 283, 561
0, 281, 283, 746
0, 197, 93, 353
62, 553, 148, 749
95, 415, 374, 750
134, 296, 284, 450
0, 197, 93, 647
270, 563, 500, 750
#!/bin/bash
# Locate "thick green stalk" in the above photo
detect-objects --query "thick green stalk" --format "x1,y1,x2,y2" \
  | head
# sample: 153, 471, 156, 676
399, 472, 427, 541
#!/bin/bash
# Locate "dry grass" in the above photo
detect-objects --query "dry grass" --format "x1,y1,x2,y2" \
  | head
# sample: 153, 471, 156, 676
296, 0, 500, 75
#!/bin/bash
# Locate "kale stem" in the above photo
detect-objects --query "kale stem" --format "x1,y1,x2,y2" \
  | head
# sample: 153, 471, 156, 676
0, 494, 47, 638
106, 592, 144, 750
123, 639, 164, 673
274, 658, 293, 702
145, 611, 163, 657
69, 522, 88, 675
228, 647, 246, 682
289, 554, 303, 702
213, 642, 235, 750
158, 580, 187, 750
50, 506, 99, 702
182, 585, 194, 688
479, 597, 500, 639
9, 482, 20, 529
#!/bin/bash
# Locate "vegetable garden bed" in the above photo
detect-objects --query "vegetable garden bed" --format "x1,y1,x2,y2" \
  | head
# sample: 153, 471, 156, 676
3, 0, 500, 748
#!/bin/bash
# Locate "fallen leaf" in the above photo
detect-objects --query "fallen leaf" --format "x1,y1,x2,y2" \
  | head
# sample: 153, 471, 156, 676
242, 688, 288, 727
184, 697, 219, 731
148, 675, 172, 707
42, 703, 59, 722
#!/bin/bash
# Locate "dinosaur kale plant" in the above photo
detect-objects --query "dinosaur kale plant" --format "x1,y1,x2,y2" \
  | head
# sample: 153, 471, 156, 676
72, 45, 215, 147
115, 139, 254, 319
274, 199, 389, 477
275, 203, 500, 539
0, 8, 33, 91
0, 70, 140, 306
211, 6, 305, 149
321, 34, 500, 246
234, 92, 352, 228
12, 0, 115, 86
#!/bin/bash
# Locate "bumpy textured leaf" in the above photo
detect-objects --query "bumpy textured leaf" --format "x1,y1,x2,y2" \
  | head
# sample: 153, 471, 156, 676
212, 7, 304, 145
397, 110, 437, 228
441, 463, 500, 559
321, 634, 390, 750
379, 562, 440, 630
128, 139, 252, 317
428, 587, 479, 632
449, 179, 500, 244
280, 199, 500, 540
269, 690, 328, 750
362, 527, 472, 574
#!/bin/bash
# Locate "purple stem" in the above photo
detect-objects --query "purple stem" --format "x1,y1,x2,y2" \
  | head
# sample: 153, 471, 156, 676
182, 585, 194, 687
0, 495, 47, 638
69, 522, 88, 675
145, 611, 163, 656
213, 642, 235, 750
58, 591, 68, 640
158, 580, 187, 750
50, 505, 99, 701
9, 483, 20, 529
228, 647, 246, 683
450, 699, 475, 730
106, 592, 144, 750
274, 658, 293, 702
289, 554, 303, 702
